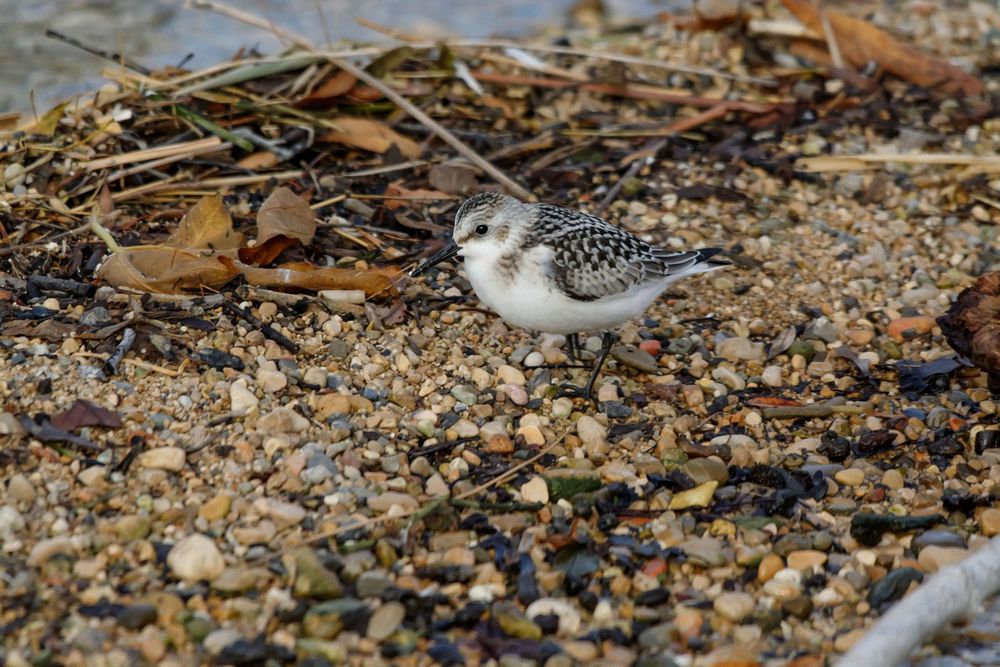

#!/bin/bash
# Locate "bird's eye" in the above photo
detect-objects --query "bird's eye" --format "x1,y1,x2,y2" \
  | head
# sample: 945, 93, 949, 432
475, 224, 489, 235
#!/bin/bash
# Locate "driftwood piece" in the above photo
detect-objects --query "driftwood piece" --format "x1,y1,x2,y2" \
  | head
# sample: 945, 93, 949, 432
838, 536, 1000, 666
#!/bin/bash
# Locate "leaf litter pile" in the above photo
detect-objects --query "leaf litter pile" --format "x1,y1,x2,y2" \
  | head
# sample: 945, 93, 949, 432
1, 1, 1000, 666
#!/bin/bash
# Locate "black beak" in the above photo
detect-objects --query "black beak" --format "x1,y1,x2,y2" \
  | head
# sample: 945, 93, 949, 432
410, 239, 460, 277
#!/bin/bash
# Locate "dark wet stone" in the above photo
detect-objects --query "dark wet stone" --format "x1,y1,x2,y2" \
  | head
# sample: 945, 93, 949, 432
611, 345, 659, 373
928, 434, 964, 457
773, 534, 813, 557
79, 306, 111, 326
868, 567, 923, 610
850, 513, 941, 547
781, 595, 814, 619
356, 571, 392, 598
787, 340, 815, 361
975, 430, 1000, 455
599, 401, 632, 418
635, 588, 670, 607
116, 603, 158, 630
819, 432, 851, 462
303, 598, 368, 639
196, 348, 244, 370
427, 641, 465, 666
217, 638, 295, 665
855, 430, 896, 456
912, 530, 966, 553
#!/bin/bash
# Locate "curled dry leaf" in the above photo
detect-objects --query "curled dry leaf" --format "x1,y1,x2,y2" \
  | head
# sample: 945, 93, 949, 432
238, 234, 299, 266
97, 194, 243, 293
256, 186, 316, 245
300, 69, 358, 104
98, 246, 240, 293
782, 0, 984, 98
220, 257, 400, 299
318, 116, 421, 159
163, 194, 244, 251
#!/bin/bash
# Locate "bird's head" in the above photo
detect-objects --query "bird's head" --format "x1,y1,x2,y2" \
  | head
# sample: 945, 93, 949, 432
410, 192, 528, 275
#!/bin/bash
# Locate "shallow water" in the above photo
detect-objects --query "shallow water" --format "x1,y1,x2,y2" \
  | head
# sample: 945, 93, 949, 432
1, 0, 670, 113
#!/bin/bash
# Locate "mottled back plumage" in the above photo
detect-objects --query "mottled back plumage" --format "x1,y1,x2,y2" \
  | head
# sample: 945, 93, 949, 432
528, 204, 725, 301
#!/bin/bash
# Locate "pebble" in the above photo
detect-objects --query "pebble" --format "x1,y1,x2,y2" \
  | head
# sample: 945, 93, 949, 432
167, 534, 226, 581
257, 407, 310, 433
882, 469, 904, 490
762, 568, 803, 598
682, 458, 729, 485
680, 537, 726, 567
576, 416, 607, 448
712, 366, 745, 390
526, 598, 582, 636
256, 498, 306, 527
497, 364, 526, 385
290, 547, 343, 599
203, 629, 243, 655
716, 337, 765, 362
786, 550, 827, 572
980, 508, 1000, 537
368, 492, 420, 514
887, 316, 935, 342
918, 546, 968, 573
116, 603, 158, 630
762, 365, 783, 387
256, 366, 287, 393
714, 591, 755, 622
138, 446, 186, 472
7, 474, 36, 503
668, 481, 717, 509
230, 380, 259, 414
367, 602, 406, 641
758, 553, 784, 582
520, 476, 549, 504
834, 468, 865, 486
492, 602, 542, 640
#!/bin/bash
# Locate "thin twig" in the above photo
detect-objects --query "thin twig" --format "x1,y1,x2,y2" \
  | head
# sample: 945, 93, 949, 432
186, 0, 534, 201
819, 10, 845, 70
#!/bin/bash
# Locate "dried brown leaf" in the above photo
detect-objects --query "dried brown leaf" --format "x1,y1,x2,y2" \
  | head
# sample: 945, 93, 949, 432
301, 69, 358, 103
52, 399, 123, 431
98, 246, 240, 293
782, 0, 984, 97
166, 194, 244, 251
238, 234, 299, 266
256, 187, 316, 245
318, 117, 421, 159
220, 257, 399, 299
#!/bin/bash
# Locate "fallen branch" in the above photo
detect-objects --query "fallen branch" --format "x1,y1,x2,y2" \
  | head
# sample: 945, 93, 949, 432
838, 536, 1000, 666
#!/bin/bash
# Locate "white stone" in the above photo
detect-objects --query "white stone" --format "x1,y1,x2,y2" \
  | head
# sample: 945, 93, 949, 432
167, 534, 226, 581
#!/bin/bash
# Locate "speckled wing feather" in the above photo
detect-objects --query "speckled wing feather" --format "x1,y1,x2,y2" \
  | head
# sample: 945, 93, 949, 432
531, 204, 723, 302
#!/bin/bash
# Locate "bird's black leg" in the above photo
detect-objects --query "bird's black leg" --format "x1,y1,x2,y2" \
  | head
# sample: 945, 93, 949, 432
557, 331, 616, 403
565, 333, 580, 363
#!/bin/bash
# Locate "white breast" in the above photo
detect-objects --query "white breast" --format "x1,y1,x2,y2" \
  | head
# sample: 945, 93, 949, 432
461, 246, 671, 334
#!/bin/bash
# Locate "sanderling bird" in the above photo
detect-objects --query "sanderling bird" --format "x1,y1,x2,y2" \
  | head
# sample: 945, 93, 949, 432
411, 192, 729, 401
